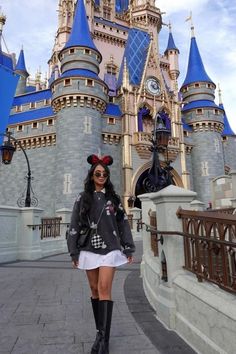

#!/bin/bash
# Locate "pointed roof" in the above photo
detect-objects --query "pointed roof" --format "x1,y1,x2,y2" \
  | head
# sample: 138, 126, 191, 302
220, 103, 235, 136
15, 48, 28, 74
164, 26, 179, 54
181, 34, 214, 88
63, 0, 98, 52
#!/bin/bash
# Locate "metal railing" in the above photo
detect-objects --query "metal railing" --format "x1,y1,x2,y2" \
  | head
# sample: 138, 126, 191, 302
40, 217, 62, 239
145, 208, 236, 294
28, 217, 69, 239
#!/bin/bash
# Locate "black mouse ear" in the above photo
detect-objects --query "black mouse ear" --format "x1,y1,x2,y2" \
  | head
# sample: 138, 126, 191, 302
87, 155, 99, 165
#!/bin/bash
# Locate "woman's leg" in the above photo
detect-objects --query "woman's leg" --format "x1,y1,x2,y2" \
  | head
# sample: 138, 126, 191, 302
98, 266, 116, 300
86, 268, 99, 298
86, 269, 101, 353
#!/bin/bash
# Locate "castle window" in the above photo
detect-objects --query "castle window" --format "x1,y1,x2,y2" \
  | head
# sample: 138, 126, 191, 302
84, 49, 91, 55
44, 99, 51, 106
194, 83, 200, 88
196, 108, 203, 115
69, 48, 75, 54
30, 102, 36, 109
17, 125, 23, 132
183, 131, 188, 137
123, 31, 126, 35
107, 117, 115, 125
86, 79, 94, 87
15, 105, 22, 112
215, 109, 219, 115
64, 78, 72, 86
109, 96, 115, 103
32, 122, 38, 129
51, 85, 55, 93
117, 29, 119, 33
207, 83, 211, 88
47, 119, 54, 126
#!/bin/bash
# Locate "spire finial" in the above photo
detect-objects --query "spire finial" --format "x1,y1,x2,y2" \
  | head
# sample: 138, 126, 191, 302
0, 8, 6, 32
218, 83, 223, 105
168, 21, 172, 31
185, 11, 195, 37
0, 8, 6, 48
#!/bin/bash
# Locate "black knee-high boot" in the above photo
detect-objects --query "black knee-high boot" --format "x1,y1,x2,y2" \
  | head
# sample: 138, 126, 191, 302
91, 298, 100, 354
97, 300, 113, 354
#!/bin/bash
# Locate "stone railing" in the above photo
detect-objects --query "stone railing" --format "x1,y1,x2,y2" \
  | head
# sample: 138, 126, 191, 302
0, 207, 71, 262
139, 186, 236, 354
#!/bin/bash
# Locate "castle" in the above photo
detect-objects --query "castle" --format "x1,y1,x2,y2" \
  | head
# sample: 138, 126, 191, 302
0, 0, 235, 214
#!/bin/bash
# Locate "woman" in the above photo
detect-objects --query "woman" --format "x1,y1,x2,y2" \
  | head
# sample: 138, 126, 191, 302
67, 154, 135, 354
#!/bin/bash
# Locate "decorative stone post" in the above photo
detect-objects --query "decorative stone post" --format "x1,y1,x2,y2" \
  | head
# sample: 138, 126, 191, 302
190, 199, 205, 211
56, 208, 72, 252
143, 185, 196, 328
18, 207, 44, 260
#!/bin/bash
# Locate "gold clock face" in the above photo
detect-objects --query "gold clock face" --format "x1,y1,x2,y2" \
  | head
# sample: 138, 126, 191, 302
146, 77, 161, 96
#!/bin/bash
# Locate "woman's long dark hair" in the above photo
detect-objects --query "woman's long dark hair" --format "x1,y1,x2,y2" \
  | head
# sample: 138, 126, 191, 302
80, 162, 121, 222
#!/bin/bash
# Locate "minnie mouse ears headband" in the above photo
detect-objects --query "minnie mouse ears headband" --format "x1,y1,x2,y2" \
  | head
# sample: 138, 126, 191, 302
87, 154, 113, 166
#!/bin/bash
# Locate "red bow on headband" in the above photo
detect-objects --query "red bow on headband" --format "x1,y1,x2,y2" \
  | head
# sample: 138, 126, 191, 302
87, 154, 113, 166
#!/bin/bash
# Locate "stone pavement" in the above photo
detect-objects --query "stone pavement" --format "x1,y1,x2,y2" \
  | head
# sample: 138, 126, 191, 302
0, 240, 196, 354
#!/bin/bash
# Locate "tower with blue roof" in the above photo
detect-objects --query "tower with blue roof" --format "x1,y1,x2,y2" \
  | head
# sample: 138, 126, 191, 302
180, 25, 225, 204
15, 49, 29, 96
51, 0, 108, 209
219, 86, 236, 171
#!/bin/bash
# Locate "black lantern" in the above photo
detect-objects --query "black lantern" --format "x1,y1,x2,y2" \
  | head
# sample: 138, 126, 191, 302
0, 132, 38, 207
155, 110, 171, 150
142, 109, 173, 193
0, 138, 16, 164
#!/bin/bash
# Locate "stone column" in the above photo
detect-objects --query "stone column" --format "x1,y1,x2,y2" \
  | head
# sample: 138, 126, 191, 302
148, 185, 196, 328
18, 207, 44, 260
56, 207, 72, 252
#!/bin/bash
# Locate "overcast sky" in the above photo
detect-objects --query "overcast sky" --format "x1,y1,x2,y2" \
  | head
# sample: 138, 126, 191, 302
0, 0, 235, 132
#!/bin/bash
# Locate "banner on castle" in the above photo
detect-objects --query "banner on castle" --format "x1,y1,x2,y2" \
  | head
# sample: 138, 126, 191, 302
0, 64, 19, 146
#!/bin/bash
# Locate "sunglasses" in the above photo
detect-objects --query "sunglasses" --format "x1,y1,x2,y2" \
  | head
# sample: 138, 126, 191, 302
94, 171, 109, 178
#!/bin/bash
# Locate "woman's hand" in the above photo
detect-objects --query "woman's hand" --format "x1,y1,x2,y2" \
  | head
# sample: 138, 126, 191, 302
127, 256, 134, 264
72, 260, 79, 268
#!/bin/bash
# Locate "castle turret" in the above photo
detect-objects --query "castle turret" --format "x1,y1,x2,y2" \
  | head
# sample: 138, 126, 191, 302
48, 0, 76, 76
219, 86, 236, 171
15, 48, 29, 95
51, 0, 108, 209
164, 24, 179, 84
180, 24, 225, 205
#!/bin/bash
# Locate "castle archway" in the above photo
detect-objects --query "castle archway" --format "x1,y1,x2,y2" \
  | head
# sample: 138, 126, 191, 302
131, 162, 183, 209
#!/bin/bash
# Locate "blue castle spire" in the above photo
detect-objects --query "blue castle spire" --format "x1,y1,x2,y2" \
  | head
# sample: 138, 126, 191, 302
164, 25, 179, 54
15, 48, 28, 74
63, 0, 98, 52
220, 103, 235, 136
181, 28, 213, 88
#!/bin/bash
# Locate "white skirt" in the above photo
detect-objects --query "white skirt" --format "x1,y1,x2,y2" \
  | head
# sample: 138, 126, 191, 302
78, 250, 128, 270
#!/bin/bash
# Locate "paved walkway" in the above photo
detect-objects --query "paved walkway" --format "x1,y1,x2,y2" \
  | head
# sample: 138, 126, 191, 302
0, 241, 196, 354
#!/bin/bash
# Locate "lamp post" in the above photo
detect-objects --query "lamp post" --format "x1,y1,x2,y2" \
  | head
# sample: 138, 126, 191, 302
0, 132, 38, 207
143, 109, 173, 193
